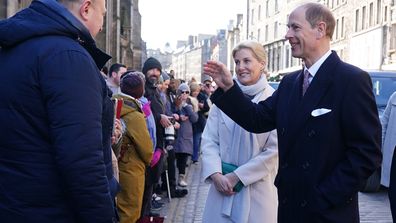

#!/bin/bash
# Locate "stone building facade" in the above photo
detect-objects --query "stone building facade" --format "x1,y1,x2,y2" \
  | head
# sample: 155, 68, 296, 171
1, 0, 143, 71
246, 0, 396, 76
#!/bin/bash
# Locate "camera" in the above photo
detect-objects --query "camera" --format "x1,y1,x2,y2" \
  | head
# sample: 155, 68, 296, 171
164, 117, 176, 143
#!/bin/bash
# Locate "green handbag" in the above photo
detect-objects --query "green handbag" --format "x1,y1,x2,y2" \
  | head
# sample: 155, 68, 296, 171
221, 161, 244, 192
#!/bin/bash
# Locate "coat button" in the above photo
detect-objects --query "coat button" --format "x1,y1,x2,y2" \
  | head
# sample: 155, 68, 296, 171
300, 200, 307, 207
308, 130, 316, 137
282, 198, 287, 205
280, 128, 285, 136
302, 162, 310, 170
281, 163, 289, 169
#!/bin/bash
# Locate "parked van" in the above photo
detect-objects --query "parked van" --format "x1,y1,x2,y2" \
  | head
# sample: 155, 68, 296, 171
361, 70, 396, 192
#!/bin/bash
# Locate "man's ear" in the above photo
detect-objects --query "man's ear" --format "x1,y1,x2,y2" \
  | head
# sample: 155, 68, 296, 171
79, 0, 93, 21
111, 71, 117, 79
316, 21, 326, 39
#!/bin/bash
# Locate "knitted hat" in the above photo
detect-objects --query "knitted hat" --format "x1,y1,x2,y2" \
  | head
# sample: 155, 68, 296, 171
202, 75, 212, 83
142, 57, 162, 75
177, 83, 190, 94
120, 72, 144, 99
161, 72, 170, 81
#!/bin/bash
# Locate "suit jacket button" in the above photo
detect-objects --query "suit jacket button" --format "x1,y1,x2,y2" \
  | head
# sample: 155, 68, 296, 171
302, 162, 310, 170
300, 200, 307, 207
281, 163, 288, 169
308, 130, 316, 137
282, 198, 288, 205
280, 128, 285, 136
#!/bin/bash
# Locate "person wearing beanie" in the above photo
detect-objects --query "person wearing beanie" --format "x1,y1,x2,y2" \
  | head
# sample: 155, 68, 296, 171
113, 72, 153, 223
174, 83, 198, 187
142, 57, 173, 217
120, 72, 144, 99
142, 57, 162, 76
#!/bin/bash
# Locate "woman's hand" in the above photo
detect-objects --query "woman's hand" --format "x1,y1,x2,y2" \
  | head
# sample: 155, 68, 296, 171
203, 60, 234, 91
224, 172, 240, 188
180, 114, 189, 121
210, 172, 235, 196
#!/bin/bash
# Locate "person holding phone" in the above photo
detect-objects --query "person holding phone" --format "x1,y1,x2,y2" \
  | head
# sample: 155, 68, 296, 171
173, 83, 199, 187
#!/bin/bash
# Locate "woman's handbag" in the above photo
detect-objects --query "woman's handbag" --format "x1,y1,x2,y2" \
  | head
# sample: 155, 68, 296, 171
221, 161, 244, 192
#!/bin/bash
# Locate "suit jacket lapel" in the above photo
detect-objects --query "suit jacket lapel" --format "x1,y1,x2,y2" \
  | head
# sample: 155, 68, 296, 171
284, 52, 338, 157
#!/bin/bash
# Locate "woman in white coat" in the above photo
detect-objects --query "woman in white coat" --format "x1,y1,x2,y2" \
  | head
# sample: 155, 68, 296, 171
201, 40, 278, 223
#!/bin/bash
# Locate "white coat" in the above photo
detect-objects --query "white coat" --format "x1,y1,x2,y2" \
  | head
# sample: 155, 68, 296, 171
201, 82, 278, 223
381, 92, 396, 187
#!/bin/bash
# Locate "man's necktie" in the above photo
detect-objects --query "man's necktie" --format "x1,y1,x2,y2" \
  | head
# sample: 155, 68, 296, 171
302, 70, 311, 96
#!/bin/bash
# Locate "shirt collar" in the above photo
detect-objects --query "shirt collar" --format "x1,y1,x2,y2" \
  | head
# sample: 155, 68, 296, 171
304, 50, 332, 78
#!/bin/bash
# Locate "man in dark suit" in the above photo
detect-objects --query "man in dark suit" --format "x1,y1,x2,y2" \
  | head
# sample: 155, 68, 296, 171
204, 3, 382, 223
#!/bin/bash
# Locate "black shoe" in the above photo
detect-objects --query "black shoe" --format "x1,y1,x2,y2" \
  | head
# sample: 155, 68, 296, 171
171, 189, 188, 198
150, 200, 164, 211
148, 212, 160, 217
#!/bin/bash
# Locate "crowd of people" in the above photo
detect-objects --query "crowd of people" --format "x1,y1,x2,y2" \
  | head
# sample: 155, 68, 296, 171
100, 58, 216, 222
1, 0, 395, 223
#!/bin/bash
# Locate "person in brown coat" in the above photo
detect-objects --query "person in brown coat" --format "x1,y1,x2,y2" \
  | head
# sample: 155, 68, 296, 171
114, 72, 153, 223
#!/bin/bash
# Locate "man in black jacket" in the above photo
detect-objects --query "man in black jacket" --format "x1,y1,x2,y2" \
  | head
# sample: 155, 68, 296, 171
0, 0, 116, 222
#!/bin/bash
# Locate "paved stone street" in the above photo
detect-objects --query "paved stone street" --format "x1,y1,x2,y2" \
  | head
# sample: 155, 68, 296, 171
156, 161, 392, 223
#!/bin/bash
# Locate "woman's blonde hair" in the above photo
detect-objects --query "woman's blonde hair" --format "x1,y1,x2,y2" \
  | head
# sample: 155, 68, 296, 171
232, 40, 268, 73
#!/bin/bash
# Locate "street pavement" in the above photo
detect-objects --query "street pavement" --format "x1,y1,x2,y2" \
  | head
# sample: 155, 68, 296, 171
156, 161, 393, 223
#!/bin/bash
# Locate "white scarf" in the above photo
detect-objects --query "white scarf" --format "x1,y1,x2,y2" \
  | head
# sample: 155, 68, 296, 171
220, 74, 271, 223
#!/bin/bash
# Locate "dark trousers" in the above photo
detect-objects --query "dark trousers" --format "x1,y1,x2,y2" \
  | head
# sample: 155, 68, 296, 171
161, 149, 176, 192
192, 132, 202, 162
175, 153, 189, 175
140, 152, 165, 217
389, 146, 396, 221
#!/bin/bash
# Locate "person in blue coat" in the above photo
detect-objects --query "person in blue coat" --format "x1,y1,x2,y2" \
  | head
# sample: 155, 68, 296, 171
0, 0, 117, 222
204, 3, 381, 223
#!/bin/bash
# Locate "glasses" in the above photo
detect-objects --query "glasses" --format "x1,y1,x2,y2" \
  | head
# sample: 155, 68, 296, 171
205, 83, 212, 88
180, 91, 190, 94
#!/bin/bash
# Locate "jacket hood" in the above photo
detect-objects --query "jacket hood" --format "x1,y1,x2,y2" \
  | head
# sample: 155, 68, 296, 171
0, 0, 110, 69
113, 93, 142, 117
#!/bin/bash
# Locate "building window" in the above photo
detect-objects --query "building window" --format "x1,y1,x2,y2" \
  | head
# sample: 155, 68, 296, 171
390, 24, 396, 51
362, 6, 366, 30
266, 0, 269, 18
274, 22, 278, 39
384, 6, 388, 22
341, 16, 344, 38
265, 25, 269, 42
335, 18, 339, 40
369, 2, 373, 27
251, 9, 255, 25
355, 9, 360, 32
275, 0, 279, 13
285, 45, 290, 68
258, 5, 262, 21
277, 46, 281, 71
377, 0, 381, 24
258, 28, 261, 42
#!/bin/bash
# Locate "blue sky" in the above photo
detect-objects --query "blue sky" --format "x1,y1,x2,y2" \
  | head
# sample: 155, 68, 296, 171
139, 0, 246, 50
